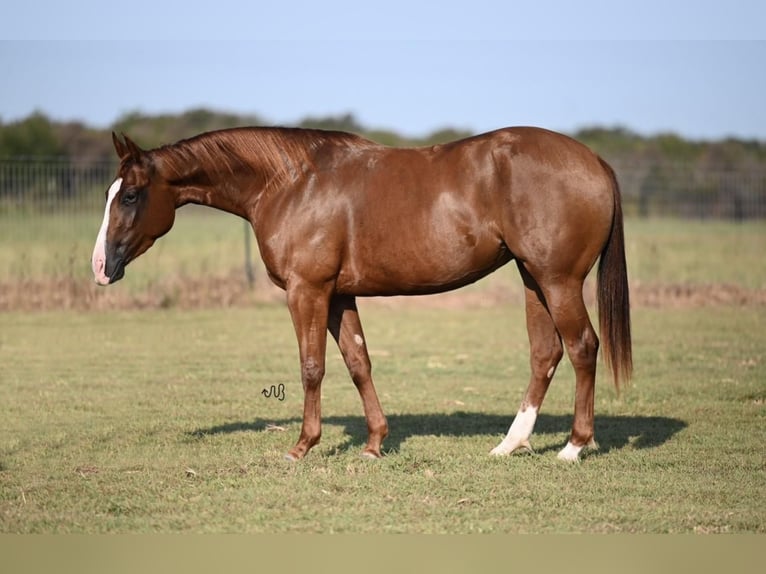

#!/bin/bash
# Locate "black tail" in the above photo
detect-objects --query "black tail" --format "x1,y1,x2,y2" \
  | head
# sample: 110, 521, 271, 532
597, 158, 632, 388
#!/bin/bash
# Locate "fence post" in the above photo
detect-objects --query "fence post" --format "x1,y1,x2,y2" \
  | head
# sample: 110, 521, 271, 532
243, 219, 255, 287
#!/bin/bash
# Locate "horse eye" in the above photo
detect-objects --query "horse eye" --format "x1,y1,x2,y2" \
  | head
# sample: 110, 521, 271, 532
122, 190, 138, 206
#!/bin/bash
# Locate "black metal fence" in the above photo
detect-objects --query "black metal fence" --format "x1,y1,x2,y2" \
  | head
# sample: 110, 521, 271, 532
1, 157, 765, 220
0, 158, 114, 214
612, 161, 766, 220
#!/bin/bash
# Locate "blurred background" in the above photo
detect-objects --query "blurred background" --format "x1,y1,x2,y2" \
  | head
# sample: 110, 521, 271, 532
1, 2, 764, 311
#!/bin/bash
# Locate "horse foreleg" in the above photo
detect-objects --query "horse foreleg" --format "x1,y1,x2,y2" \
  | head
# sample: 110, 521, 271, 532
328, 295, 388, 458
284, 280, 332, 461
491, 263, 563, 456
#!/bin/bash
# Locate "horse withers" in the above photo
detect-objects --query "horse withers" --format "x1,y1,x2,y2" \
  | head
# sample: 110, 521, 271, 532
91, 126, 632, 461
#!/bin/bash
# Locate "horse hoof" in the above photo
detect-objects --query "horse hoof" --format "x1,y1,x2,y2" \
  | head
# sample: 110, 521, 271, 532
556, 442, 583, 462
360, 450, 382, 460
515, 441, 534, 454
284, 452, 299, 462
557, 438, 598, 461
490, 438, 533, 456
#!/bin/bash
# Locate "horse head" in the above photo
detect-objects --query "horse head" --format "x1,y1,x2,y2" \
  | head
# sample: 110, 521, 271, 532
91, 133, 176, 285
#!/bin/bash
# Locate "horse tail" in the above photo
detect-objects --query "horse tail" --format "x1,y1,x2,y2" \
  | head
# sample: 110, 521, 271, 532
597, 157, 633, 389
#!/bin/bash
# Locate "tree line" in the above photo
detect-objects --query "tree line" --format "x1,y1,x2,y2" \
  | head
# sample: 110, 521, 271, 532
1, 109, 765, 219
0, 109, 472, 161
2, 108, 765, 169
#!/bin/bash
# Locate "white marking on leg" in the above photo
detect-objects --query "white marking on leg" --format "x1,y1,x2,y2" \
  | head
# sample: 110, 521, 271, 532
557, 441, 584, 461
91, 178, 122, 285
546, 366, 556, 378
557, 437, 598, 461
490, 406, 538, 456
353, 334, 364, 347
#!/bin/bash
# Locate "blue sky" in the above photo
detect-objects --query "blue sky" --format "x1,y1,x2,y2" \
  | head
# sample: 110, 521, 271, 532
2, 1, 765, 140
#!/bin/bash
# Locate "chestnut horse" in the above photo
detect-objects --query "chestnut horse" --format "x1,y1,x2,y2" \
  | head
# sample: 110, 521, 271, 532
92, 127, 631, 461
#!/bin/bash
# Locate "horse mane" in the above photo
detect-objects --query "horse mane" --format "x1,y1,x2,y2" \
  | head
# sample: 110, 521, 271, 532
151, 127, 375, 188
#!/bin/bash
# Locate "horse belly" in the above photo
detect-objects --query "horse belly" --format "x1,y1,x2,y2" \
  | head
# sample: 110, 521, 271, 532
332, 145, 511, 296
336, 229, 510, 296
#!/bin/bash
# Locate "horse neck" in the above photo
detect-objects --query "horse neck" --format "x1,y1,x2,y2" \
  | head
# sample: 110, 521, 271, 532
168, 172, 253, 219
151, 131, 295, 220
152, 128, 374, 220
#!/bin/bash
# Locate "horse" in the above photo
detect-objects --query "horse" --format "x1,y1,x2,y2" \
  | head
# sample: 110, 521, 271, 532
92, 126, 632, 462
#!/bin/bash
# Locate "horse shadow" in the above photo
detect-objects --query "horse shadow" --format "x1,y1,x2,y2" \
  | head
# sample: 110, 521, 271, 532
189, 411, 687, 457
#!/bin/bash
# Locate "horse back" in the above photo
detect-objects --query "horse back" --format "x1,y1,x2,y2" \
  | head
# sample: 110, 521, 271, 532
253, 127, 616, 295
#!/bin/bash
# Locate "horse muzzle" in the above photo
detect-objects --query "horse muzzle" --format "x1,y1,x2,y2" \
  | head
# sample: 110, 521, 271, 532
105, 258, 126, 284
92, 245, 127, 286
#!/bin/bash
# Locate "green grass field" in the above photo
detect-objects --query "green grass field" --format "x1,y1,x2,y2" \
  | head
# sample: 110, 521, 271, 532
1, 212, 764, 532
1, 210, 765, 289
1, 304, 764, 533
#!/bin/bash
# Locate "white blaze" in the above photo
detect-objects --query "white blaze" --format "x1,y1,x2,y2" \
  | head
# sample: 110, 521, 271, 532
91, 178, 122, 285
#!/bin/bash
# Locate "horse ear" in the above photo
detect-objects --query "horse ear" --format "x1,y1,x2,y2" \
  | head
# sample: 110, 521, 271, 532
112, 131, 129, 159
123, 135, 144, 162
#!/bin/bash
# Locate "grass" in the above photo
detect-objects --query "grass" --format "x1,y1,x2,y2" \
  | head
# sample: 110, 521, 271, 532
1, 210, 765, 289
0, 207, 249, 289
624, 218, 766, 289
1, 210, 764, 532
1, 304, 764, 533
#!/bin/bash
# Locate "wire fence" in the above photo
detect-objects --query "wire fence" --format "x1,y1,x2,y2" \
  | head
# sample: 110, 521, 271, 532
2, 157, 765, 220
0, 157, 112, 214
1, 157, 764, 310
611, 160, 766, 220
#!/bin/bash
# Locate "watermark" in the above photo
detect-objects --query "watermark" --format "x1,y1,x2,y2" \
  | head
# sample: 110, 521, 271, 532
261, 383, 286, 401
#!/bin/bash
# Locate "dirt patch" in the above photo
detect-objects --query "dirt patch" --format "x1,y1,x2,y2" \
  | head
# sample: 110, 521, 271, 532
629, 282, 766, 309
365, 281, 766, 310
0, 271, 284, 312
1, 272, 764, 312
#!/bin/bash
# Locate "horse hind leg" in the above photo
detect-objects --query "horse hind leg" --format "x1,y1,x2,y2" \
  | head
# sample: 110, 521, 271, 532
542, 278, 600, 461
491, 263, 563, 456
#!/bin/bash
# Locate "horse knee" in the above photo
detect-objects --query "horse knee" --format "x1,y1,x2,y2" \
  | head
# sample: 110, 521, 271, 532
337, 340, 372, 382
346, 354, 372, 384
531, 339, 564, 378
301, 356, 325, 389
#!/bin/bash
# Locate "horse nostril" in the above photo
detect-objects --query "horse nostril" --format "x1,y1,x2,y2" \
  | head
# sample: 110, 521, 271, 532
92, 254, 104, 274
